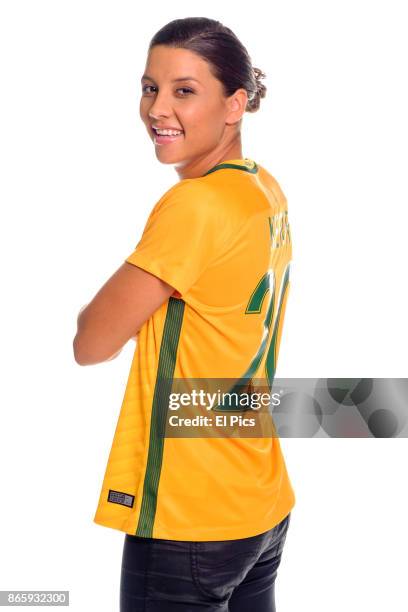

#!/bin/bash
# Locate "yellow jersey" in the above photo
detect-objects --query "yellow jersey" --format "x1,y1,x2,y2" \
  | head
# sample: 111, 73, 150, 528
93, 158, 296, 541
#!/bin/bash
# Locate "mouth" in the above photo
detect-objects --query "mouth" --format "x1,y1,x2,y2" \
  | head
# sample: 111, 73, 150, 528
151, 126, 184, 145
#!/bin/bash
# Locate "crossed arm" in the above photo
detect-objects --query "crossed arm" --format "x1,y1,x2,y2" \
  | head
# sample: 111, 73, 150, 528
73, 261, 176, 366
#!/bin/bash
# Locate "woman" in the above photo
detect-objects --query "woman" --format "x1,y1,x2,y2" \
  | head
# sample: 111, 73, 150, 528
73, 17, 295, 612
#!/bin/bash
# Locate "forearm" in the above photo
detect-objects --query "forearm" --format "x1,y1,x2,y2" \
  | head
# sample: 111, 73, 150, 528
74, 303, 123, 364
76, 303, 90, 329
74, 301, 138, 365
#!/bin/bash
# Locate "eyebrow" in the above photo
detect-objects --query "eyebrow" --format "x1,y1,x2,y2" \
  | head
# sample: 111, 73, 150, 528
141, 74, 201, 84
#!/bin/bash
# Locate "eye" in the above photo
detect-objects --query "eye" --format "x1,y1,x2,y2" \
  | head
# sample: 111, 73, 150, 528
176, 87, 193, 96
141, 85, 194, 96
142, 85, 156, 94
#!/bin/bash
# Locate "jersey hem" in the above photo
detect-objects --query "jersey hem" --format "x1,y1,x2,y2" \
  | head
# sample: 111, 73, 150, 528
93, 500, 295, 542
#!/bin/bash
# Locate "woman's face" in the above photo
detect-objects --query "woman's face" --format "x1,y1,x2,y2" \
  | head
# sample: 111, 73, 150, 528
139, 45, 246, 171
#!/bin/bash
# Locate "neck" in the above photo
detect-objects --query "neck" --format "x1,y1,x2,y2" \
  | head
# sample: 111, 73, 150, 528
174, 138, 244, 181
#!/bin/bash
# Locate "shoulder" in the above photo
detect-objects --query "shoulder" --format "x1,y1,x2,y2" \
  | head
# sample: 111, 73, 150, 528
160, 177, 222, 205
154, 177, 236, 222
257, 165, 288, 207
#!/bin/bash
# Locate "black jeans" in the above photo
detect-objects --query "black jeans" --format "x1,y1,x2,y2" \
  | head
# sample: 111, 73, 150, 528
120, 512, 291, 611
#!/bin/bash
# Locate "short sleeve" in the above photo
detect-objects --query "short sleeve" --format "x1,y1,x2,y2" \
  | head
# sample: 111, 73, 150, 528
125, 179, 232, 298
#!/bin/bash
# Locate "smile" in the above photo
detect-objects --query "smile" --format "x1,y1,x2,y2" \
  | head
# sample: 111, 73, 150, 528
152, 129, 184, 145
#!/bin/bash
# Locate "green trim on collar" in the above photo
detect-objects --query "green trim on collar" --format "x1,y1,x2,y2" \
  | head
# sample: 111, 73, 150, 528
203, 159, 258, 176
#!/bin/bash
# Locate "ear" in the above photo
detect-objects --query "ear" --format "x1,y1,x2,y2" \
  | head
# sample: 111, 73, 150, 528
225, 88, 248, 125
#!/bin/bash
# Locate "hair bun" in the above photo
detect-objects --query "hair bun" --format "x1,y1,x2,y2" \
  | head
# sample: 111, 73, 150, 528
253, 66, 266, 82
253, 67, 266, 93
246, 66, 267, 113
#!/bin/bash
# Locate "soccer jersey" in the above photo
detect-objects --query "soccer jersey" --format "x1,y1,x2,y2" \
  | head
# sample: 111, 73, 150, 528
93, 158, 296, 541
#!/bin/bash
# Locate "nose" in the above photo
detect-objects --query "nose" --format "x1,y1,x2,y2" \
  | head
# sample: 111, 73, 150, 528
147, 91, 173, 119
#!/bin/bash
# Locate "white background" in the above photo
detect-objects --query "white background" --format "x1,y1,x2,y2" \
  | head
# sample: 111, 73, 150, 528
1, 1, 407, 610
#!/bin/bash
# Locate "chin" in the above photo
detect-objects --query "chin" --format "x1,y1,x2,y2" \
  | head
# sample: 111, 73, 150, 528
154, 149, 184, 163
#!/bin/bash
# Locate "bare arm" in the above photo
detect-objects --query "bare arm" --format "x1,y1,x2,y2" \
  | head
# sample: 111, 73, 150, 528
73, 262, 175, 366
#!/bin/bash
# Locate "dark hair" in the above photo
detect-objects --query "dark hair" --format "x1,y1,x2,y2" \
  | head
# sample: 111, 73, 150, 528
148, 17, 267, 113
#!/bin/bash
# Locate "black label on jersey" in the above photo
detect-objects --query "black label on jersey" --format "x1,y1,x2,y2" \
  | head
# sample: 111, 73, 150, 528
107, 489, 135, 508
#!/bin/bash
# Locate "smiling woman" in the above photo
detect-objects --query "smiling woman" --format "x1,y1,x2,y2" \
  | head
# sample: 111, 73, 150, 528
74, 14, 295, 612
138, 30, 266, 180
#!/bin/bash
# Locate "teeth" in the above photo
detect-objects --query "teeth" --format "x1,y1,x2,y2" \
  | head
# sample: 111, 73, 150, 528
154, 128, 183, 136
